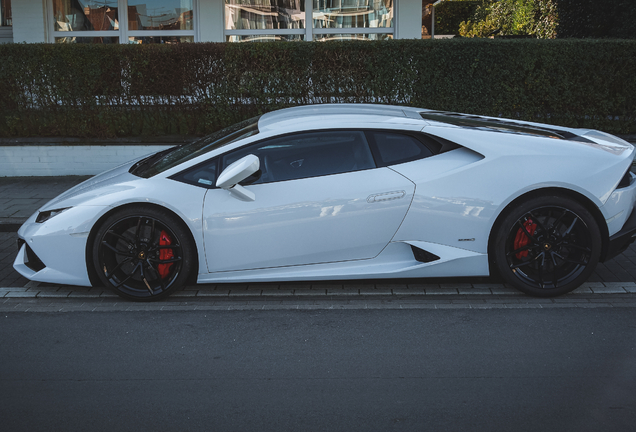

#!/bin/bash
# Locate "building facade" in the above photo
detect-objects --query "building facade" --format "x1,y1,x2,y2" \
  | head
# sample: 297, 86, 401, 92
0, 0, 424, 44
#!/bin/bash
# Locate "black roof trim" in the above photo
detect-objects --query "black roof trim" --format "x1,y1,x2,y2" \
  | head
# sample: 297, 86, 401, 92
420, 111, 593, 143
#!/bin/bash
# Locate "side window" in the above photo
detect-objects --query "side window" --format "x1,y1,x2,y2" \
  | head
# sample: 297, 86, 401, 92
170, 158, 218, 188
369, 131, 434, 166
221, 131, 376, 184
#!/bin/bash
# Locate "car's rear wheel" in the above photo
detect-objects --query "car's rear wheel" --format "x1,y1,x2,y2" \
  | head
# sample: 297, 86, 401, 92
492, 195, 601, 297
92, 206, 195, 301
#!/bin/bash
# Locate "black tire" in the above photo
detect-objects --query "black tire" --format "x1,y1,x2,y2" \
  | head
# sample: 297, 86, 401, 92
92, 206, 195, 301
492, 195, 601, 297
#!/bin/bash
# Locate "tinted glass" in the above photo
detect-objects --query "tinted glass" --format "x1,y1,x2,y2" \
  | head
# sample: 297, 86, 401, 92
172, 159, 218, 188
132, 116, 260, 178
222, 131, 375, 184
371, 132, 433, 166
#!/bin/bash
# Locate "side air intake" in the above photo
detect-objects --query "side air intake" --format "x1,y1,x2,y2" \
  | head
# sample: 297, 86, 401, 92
411, 245, 440, 263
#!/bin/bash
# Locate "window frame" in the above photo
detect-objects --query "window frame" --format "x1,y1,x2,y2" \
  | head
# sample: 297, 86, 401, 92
47, 0, 198, 43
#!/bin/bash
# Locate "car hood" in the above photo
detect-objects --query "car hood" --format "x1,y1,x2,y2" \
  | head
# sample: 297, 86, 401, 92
42, 160, 142, 210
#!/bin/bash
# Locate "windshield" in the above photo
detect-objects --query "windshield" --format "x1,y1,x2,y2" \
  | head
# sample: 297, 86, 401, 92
131, 115, 261, 178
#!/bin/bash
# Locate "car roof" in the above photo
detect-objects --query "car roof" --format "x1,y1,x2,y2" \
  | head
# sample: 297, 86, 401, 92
258, 104, 426, 131
257, 104, 596, 144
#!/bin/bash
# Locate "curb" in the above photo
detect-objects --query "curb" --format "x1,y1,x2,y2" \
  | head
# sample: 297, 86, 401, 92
0, 219, 23, 232
1, 292, 635, 312
2, 281, 635, 299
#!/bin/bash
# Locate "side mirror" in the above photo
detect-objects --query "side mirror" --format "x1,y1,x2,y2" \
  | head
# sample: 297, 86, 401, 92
216, 154, 260, 201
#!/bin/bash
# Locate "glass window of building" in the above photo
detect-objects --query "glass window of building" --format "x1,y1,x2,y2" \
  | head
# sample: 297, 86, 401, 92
52, 0, 119, 32
225, 0, 305, 30
225, 0, 393, 41
225, 0, 306, 42
312, 0, 393, 29
50, 0, 195, 43
1, 0, 11, 26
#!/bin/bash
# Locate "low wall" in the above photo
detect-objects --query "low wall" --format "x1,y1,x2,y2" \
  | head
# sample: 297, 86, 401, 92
0, 145, 174, 176
0, 137, 192, 177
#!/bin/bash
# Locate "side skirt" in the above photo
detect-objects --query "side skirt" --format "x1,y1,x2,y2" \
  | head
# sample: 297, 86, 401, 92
197, 241, 489, 283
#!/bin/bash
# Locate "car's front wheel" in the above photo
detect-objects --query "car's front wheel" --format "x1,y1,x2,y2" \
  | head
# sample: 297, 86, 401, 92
92, 206, 195, 301
492, 195, 601, 297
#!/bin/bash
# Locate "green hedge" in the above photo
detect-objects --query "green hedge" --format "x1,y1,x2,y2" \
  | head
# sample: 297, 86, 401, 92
556, 0, 636, 39
1, 39, 635, 137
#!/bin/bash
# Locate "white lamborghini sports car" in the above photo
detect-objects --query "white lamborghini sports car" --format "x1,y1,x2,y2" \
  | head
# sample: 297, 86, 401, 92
14, 104, 636, 301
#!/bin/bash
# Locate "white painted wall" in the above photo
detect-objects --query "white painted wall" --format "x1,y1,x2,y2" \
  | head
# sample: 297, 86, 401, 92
0, 145, 174, 177
0, 26, 12, 43
11, 0, 47, 43
396, 0, 423, 39
199, 0, 224, 42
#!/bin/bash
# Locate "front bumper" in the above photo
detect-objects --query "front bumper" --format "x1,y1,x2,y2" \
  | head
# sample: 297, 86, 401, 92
13, 205, 109, 286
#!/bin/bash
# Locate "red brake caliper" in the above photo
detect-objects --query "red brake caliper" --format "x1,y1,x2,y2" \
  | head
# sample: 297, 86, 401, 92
514, 219, 537, 259
158, 230, 174, 278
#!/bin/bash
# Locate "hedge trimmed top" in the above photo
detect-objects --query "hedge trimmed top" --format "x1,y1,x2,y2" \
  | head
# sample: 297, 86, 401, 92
0, 39, 634, 137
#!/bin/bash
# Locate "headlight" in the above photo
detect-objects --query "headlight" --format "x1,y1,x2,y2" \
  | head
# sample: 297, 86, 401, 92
36, 207, 71, 223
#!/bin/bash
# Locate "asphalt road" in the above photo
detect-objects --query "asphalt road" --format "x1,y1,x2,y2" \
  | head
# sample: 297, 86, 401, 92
1, 308, 635, 432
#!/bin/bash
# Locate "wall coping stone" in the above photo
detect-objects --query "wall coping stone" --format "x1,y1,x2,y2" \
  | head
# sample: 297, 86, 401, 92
1, 134, 634, 145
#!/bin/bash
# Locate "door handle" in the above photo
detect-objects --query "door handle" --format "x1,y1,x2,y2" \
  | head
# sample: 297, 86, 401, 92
367, 191, 406, 203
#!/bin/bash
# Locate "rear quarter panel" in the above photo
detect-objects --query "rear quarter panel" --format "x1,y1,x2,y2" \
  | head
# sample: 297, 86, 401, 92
390, 126, 634, 254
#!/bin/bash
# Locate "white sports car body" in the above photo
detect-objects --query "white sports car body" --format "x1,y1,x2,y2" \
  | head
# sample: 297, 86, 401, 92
14, 104, 636, 300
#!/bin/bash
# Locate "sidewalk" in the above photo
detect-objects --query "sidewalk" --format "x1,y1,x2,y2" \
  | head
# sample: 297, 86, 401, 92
2, 176, 636, 299
0, 176, 91, 231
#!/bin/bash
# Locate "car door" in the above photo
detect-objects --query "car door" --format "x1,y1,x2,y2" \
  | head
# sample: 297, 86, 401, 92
201, 130, 416, 273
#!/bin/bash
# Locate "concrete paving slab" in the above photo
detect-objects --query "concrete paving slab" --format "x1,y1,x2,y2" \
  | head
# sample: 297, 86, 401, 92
327, 288, 360, 295
197, 290, 230, 297
591, 286, 628, 294
229, 289, 262, 296
458, 288, 492, 295
36, 291, 71, 298
284, 284, 313, 290
261, 289, 295, 296
172, 290, 198, 297
68, 290, 107, 298
358, 288, 394, 295
4, 290, 35, 298
294, 289, 326, 296
392, 287, 426, 295
570, 286, 594, 294
489, 287, 523, 295
425, 287, 459, 295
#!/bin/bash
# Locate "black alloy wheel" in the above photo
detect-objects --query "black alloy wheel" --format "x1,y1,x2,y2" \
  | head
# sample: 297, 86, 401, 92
92, 206, 194, 301
493, 195, 601, 297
